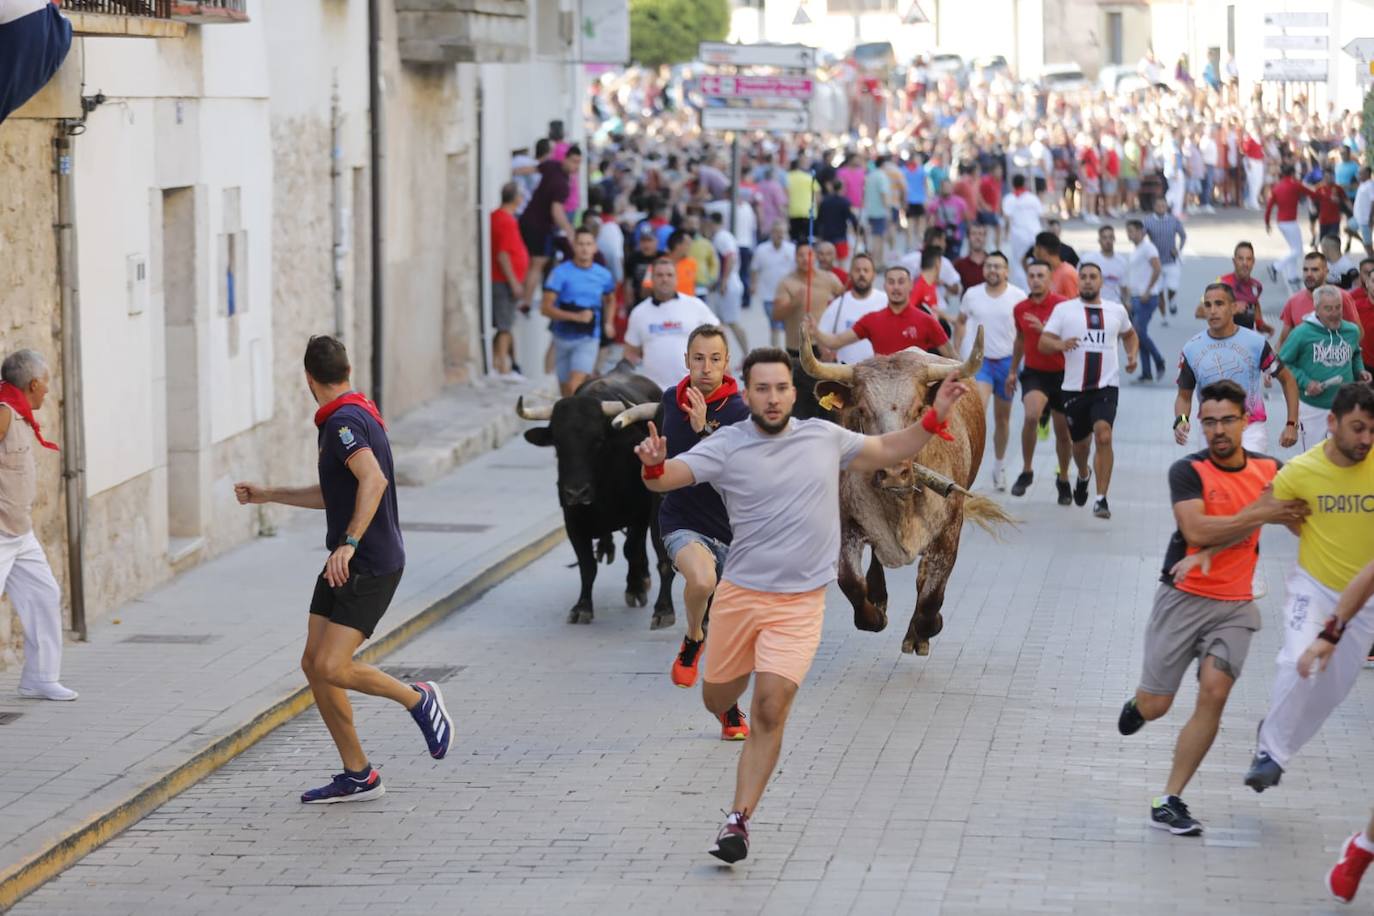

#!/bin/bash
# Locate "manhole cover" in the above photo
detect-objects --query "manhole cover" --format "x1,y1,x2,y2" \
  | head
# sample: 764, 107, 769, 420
121, 634, 220, 645
380, 665, 466, 683
0, 712, 22, 725
400, 522, 493, 534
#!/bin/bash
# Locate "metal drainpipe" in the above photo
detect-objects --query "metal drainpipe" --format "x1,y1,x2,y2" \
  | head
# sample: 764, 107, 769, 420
475, 76, 489, 376
54, 129, 88, 641
331, 71, 345, 338
367, 0, 385, 409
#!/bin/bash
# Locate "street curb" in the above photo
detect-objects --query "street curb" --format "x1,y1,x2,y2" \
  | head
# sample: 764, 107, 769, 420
0, 523, 565, 913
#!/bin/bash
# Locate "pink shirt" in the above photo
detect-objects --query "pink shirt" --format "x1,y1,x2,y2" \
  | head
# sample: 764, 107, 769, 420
837, 167, 865, 209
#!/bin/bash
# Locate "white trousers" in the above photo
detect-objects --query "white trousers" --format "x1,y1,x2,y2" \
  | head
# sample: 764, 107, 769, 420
1245, 159, 1265, 209
0, 529, 64, 687
1299, 400, 1330, 451
1276, 220, 1304, 286
1257, 566, 1374, 767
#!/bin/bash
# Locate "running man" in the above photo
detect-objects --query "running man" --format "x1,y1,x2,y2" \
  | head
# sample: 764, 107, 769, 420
1039, 262, 1140, 519
1117, 380, 1307, 836
1214, 241, 1270, 333
1244, 383, 1374, 792
1266, 163, 1315, 292
1279, 285, 1371, 449
635, 347, 973, 863
655, 325, 750, 740
806, 265, 955, 359
234, 336, 452, 804
816, 252, 884, 363
1143, 195, 1187, 318
957, 251, 1025, 490
1007, 261, 1072, 503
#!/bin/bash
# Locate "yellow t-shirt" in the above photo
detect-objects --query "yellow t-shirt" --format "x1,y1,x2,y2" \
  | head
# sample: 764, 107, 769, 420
1271, 442, 1374, 590
787, 170, 820, 219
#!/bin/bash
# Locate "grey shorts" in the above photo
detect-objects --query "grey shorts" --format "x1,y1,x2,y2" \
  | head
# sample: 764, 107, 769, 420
1139, 583, 1261, 695
492, 282, 517, 332
662, 527, 728, 576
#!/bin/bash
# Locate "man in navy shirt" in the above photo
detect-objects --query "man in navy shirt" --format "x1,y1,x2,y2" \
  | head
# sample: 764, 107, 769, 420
234, 336, 452, 804
655, 325, 751, 739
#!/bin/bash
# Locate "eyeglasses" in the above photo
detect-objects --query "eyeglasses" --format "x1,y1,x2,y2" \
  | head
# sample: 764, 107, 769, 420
1200, 415, 1244, 429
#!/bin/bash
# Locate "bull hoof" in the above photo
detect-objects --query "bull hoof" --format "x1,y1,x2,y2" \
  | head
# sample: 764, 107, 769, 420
650, 610, 676, 630
854, 603, 888, 632
625, 591, 648, 608
567, 606, 593, 624
899, 637, 931, 655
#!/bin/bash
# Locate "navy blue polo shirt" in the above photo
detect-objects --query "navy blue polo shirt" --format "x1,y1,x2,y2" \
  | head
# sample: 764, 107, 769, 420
318, 404, 405, 576
658, 386, 749, 543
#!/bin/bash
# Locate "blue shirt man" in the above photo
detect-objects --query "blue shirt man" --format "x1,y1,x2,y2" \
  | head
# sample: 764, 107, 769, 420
544, 256, 614, 338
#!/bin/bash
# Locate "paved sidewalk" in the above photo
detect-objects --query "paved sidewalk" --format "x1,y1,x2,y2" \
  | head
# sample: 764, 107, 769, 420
0, 386, 566, 907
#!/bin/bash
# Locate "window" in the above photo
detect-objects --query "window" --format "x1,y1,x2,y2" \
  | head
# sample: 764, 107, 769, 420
1227, 4, 1235, 55
218, 187, 247, 318
1106, 11, 1123, 65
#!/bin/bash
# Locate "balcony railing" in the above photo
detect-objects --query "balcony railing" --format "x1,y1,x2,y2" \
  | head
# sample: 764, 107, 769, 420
170, 0, 249, 23
60, 0, 171, 15
54, 0, 188, 37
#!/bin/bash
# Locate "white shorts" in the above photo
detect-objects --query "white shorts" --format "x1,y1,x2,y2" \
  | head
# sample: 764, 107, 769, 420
1299, 401, 1329, 450
709, 278, 743, 323
1161, 262, 1182, 293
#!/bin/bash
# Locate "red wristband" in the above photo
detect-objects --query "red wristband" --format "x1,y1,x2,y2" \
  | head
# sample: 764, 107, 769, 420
921, 409, 954, 441
1318, 615, 1345, 644
642, 462, 666, 480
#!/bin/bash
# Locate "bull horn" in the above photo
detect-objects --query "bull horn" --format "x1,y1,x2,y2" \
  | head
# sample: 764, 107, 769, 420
515, 396, 552, 421
601, 400, 630, 417
925, 326, 984, 384
611, 402, 659, 430
799, 325, 855, 383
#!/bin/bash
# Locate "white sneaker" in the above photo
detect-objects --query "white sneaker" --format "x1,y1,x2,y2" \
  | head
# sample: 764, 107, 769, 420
18, 682, 78, 701
1252, 568, 1267, 600
498, 371, 526, 383
992, 467, 1007, 492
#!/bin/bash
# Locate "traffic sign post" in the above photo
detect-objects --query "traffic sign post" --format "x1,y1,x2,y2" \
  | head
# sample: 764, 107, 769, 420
699, 75, 814, 99
697, 42, 816, 70
1263, 58, 1329, 82
700, 107, 810, 132
1264, 11, 1328, 28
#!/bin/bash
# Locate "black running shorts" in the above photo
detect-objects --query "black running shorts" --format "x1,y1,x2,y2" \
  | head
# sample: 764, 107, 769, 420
1062, 386, 1118, 442
1019, 367, 1065, 413
309, 566, 404, 639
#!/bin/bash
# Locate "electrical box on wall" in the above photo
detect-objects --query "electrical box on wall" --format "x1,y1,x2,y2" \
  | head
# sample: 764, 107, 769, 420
127, 254, 148, 315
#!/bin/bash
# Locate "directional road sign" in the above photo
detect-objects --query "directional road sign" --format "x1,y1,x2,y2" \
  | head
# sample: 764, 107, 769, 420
700, 106, 810, 133
697, 42, 816, 70
1264, 11, 1328, 28
699, 74, 814, 99
1344, 38, 1374, 60
1264, 34, 1328, 52
1263, 58, 1329, 82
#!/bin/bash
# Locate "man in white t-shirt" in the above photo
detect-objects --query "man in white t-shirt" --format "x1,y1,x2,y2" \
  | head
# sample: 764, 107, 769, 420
1039, 262, 1140, 520
816, 253, 884, 363
957, 251, 1026, 491
1002, 174, 1045, 290
624, 258, 721, 389
1121, 219, 1166, 380
1090, 224, 1129, 306
750, 221, 797, 348
704, 212, 748, 355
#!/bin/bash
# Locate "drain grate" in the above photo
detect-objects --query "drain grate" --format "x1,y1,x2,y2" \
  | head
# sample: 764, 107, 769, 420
0, 712, 22, 725
121, 634, 220, 645
380, 664, 466, 683
400, 522, 493, 534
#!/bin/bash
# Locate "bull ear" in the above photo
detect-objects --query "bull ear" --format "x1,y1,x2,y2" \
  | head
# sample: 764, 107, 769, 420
814, 381, 851, 412
523, 427, 554, 447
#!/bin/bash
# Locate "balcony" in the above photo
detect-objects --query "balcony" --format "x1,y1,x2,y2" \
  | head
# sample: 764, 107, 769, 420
170, 0, 249, 23
55, 0, 188, 37
395, 0, 529, 65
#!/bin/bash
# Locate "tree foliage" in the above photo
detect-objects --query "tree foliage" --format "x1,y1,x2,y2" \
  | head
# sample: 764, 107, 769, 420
630, 0, 730, 69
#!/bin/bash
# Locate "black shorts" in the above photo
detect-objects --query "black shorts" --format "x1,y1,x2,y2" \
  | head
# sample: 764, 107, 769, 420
520, 224, 555, 259
1033, 176, 1047, 194
309, 566, 404, 639
1019, 367, 1065, 412
906, 202, 926, 218
1063, 386, 1118, 442
975, 210, 999, 226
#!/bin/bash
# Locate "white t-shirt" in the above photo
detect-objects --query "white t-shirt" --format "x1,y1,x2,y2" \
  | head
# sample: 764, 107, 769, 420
1002, 190, 1044, 239
712, 229, 740, 283
1125, 238, 1161, 297
1042, 298, 1133, 391
734, 200, 758, 249
959, 283, 1025, 360
751, 239, 796, 302
597, 221, 625, 283
818, 290, 884, 363
624, 294, 720, 390
1089, 250, 1128, 304
1355, 179, 1374, 225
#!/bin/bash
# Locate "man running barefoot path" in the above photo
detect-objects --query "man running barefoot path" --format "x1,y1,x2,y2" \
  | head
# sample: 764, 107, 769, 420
635, 347, 973, 864
234, 336, 452, 804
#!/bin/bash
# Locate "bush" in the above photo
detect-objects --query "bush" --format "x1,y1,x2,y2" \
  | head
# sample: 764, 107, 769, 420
630, 0, 730, 69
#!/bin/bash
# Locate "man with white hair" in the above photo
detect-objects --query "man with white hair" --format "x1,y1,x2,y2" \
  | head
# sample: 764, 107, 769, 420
1279, 284, 1370, 450
0, 348, 75, 701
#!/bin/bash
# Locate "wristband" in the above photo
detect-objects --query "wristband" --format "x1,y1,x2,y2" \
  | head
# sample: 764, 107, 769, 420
921, 409, 954, 441
1285, 420, 1297, 427
1173, 414, 1189, 430
642, 462, 666, 480
344, 535, 360, 549
1318, 615, 1345, 644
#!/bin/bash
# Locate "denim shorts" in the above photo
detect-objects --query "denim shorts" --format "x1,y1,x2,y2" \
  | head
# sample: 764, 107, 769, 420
975, 355, 1012, 402
553, 335, 599, 382
662, 527, 729, 576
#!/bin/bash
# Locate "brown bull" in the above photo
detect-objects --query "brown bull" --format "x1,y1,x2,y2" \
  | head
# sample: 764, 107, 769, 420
801, 327, 1015, 655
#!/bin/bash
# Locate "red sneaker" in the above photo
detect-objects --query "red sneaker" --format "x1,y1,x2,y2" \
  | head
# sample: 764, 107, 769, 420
671, 636, 704, 688
719, 704, 749, 741
1329, 833, 1374, 903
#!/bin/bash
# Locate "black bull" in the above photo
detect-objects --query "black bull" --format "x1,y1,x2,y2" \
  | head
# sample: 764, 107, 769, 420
518, 368, 675, 627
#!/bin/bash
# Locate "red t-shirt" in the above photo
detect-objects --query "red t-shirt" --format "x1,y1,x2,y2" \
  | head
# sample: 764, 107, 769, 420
1050, 261, 1079, 300
853, 304, 950, 355
1079, 147, 1100, 181
978, 175, 1000, 211
491, 208, 529, 284
1266, 177, 1312, 224
911, 275, 940, 315
1313, 184, 1348, 225
1280, 288, 1360, 327
1104, 148, 1120, 179
831, 267, 850, 288
953, 255, 986, 290
1350, 288, 1374, 367
1013, 293, 1067, 372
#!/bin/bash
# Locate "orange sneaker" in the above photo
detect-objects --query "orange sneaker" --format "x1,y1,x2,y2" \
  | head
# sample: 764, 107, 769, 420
719, 704, 749, 741
671, 636, 704, 688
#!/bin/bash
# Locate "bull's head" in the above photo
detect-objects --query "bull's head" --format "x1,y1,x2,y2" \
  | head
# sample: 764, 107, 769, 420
517, 396, 631, 508
799, 326, 983, 491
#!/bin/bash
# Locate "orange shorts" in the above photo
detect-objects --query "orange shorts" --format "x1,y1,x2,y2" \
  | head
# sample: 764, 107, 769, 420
703, 580, 826, 687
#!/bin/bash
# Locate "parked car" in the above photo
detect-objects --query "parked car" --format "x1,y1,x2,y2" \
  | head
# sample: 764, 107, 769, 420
1097, 63, 1150, 95
970, 54, 1010, 86
852, 41, 897, 73
1038, 62, 1090, 93
928, 52, 966, 86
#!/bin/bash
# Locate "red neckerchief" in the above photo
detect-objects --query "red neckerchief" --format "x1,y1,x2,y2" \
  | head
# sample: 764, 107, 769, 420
314, 391, 386, 429
1013, 188, 1027, 196
0, 382, 57, 451
675, 375, 740, 415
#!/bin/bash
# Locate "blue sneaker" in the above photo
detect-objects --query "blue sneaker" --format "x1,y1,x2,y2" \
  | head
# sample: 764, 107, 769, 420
301, 768, 384, 804
409, 681, 453, 759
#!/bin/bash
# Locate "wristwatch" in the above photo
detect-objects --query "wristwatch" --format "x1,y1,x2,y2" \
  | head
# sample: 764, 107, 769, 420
343, 534, 360, 549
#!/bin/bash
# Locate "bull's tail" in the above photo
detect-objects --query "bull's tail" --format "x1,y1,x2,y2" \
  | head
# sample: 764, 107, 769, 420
960, 493, 1019, 539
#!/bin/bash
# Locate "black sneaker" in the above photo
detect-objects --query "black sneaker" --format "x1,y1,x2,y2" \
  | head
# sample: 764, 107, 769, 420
1055, 477, 1072, 506
1093, 496, 1111, 519
1169, 302, 1178, 315
1118, 698, 1146, 736
1244, 751, 1283, 792
709, 811, 749, 863
1011, 470, 1033, 497
1073, 475, 1090, 507
1150, 796, 1203, 836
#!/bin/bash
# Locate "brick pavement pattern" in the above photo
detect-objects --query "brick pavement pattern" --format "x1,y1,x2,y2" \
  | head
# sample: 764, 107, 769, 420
12, 216, 1374, 915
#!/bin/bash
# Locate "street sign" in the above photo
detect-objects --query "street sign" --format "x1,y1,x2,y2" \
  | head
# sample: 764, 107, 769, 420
1263, 58, 1329, 82
1359, 58, 1374, 87
697, 41, 816, 70
1263, 11, 1328, 28
700, 74, 814, 99
1344, 38, 1374, 60
1264, 34, 1328, 52
902, 1, 929, 24
700, 106, 810, 132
